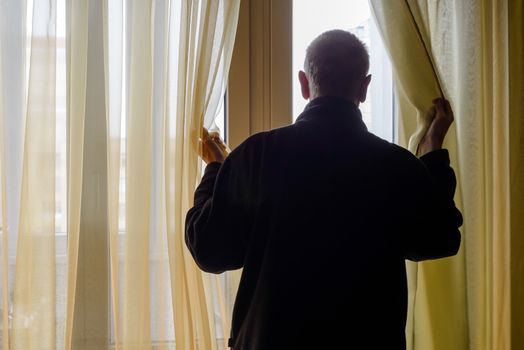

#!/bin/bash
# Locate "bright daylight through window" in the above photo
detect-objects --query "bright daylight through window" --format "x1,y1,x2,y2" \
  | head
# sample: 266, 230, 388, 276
292, 0, 394, 141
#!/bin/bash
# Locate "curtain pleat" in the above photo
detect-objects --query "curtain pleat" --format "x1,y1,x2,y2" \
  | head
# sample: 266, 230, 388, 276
509, 1, 524, 348
105, 0, 124, 348
64, 0, 88, 348
121, 0, 154, 348
0, 1, 27, 348
11, 0, 57, 348
177, 6, 217, 348
0, 24, 9, 350
150, 0, 173, 347
478, 1, 511, 348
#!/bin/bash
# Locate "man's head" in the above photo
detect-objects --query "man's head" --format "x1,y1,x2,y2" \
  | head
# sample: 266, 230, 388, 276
299, 30, 371, 105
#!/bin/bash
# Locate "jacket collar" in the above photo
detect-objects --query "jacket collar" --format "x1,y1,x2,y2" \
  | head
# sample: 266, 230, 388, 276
295, 96, 368, 133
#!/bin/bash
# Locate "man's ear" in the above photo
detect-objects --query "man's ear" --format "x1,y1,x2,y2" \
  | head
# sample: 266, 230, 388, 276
298, 70, 311, 100
358, 74, 372, 103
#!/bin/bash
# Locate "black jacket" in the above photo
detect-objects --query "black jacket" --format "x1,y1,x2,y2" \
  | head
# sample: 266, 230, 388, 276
186, 96, 462, 350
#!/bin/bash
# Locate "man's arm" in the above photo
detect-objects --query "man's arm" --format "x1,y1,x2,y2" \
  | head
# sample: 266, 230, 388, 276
403, 98, 462, 261
185, 131, 257, 273
403, 149, 462, 261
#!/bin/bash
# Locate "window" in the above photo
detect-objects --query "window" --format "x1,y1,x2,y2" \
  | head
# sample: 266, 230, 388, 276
227, 0, 394, 145
292, 0, 394, 141
1, 1, 392, 347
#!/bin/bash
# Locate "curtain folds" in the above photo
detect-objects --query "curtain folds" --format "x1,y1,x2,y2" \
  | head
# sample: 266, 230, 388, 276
168, 1, 241, 348
12, 1, 57, 348
370, 0, 523, 349
0, 32, 7, 350
64, 0, 88, 348
0, 0, 241, 349
370, 3, 468, 350
508, 1, 524, 348
370, 0, 444, 154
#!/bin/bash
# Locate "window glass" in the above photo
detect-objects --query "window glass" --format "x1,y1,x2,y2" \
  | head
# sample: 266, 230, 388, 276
292, 0, 394, 141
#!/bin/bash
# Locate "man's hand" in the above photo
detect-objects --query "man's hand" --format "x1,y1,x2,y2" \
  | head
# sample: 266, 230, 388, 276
418, 98, 455, 156
200, 128, 229, 164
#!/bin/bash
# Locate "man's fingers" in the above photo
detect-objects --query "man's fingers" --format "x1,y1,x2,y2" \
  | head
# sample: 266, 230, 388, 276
201, 128, 229, 163
434, 98, 446, 116
199, 139, 210, 164
432, 98, 454, 122
216, 137, 227, 150
202, 127, 210, 140
207, 130, 229, 152
444, 100, 453, 119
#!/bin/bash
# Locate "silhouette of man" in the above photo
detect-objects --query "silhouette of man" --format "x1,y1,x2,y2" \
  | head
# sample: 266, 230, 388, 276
186, 30, 462, 350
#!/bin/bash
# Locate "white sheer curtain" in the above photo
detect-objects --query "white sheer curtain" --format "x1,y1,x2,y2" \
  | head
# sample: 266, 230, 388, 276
0, 0, 241, 349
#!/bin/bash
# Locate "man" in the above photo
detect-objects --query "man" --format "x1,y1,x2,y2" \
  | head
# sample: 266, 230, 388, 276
186, 30, 462, 349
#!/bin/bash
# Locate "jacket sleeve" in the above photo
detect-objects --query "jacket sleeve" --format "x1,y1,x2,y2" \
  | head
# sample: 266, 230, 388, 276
403, 149, 463, 261
185, 139, 259, 274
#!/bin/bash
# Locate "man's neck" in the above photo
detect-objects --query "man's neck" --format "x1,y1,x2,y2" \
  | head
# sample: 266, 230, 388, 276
310, 94, 360, 107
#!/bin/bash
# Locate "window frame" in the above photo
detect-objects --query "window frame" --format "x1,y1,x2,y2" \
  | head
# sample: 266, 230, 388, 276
227, 0, 293, 149
227, 0, 396, 145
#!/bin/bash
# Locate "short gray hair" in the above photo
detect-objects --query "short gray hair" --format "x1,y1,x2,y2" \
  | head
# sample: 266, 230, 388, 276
304, 30, 369, 98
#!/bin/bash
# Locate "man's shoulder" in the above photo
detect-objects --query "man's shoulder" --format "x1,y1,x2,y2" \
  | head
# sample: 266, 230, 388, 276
365, 133, 415, 159
386, 141, 419, 163
233, 124, 296, 152
227, 130, 272, 163
233, 130, 271, 151
364, 133, 427, 174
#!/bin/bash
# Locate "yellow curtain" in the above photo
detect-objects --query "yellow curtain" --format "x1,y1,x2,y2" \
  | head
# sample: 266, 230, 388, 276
509, 1, 524, 349
370, 0, 524, 349
0, 0, 241, 349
